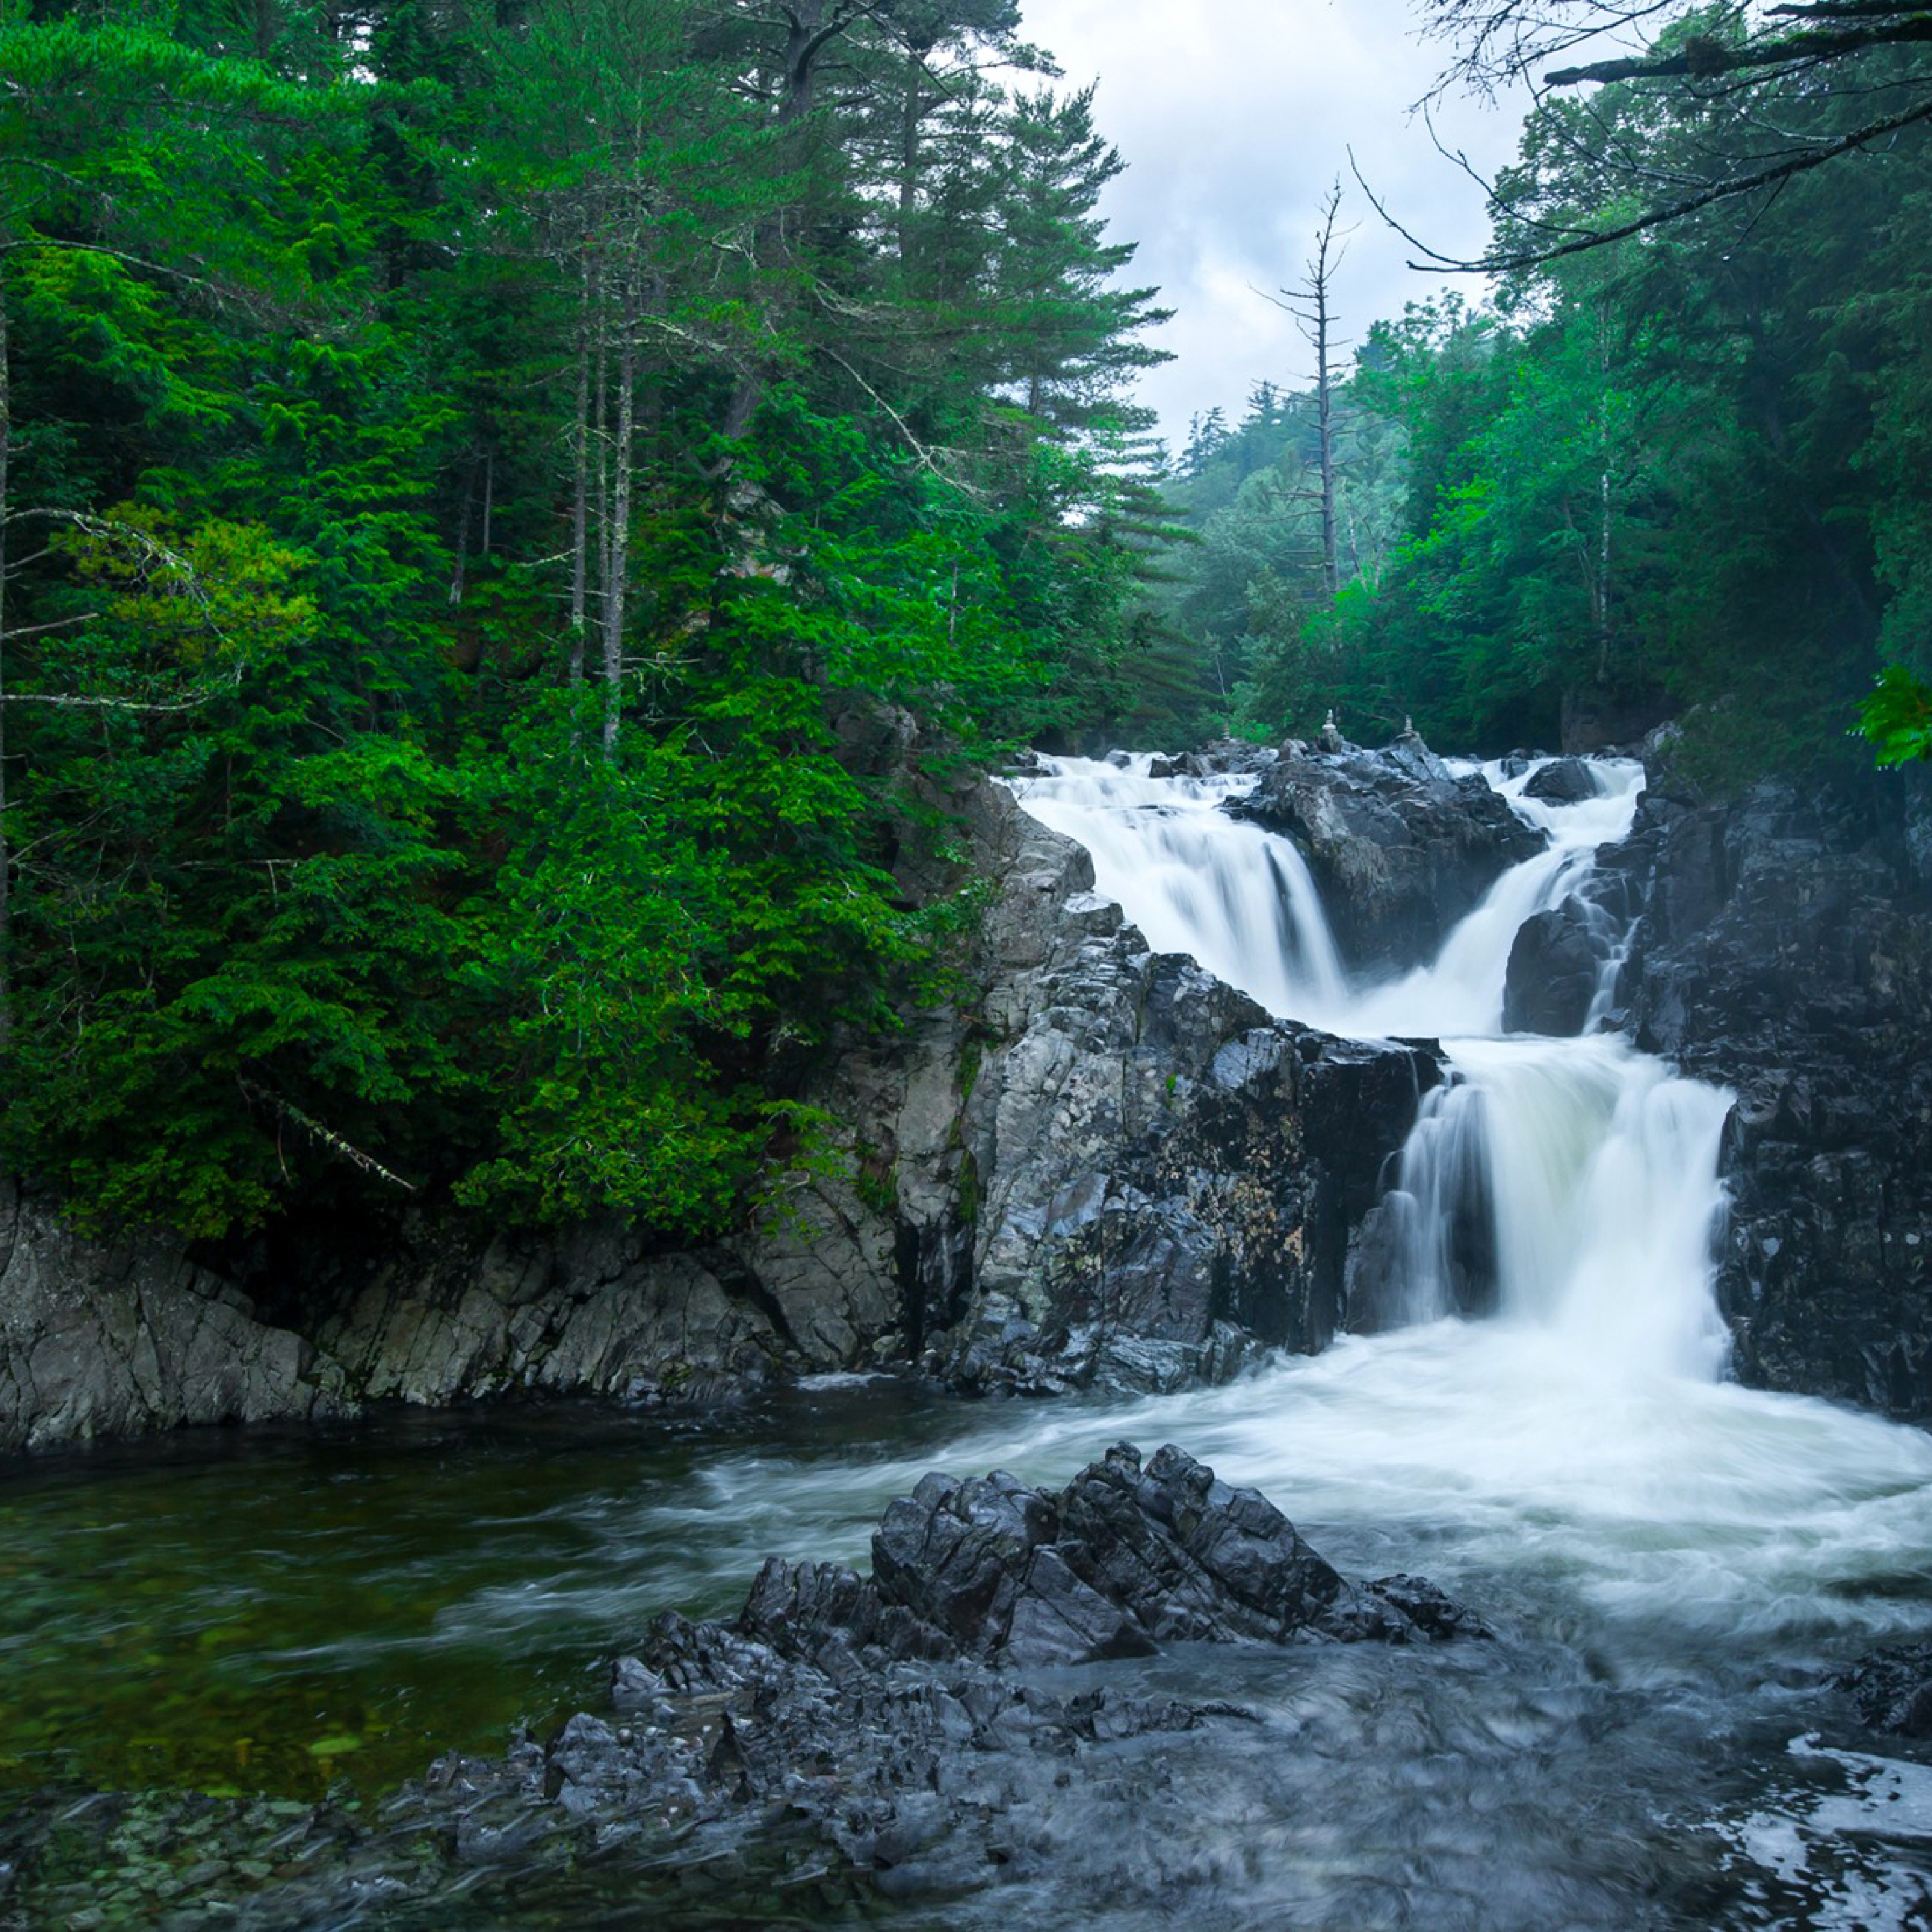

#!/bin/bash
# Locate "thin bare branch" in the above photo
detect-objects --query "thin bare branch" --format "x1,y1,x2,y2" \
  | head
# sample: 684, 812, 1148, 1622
238, 1079, 419, 1193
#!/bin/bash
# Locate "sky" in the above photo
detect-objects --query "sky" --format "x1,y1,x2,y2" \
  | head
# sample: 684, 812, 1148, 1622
1014, 0, 1537, 447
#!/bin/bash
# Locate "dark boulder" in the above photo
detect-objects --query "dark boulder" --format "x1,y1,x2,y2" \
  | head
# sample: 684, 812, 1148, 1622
1523, 758, 1600, 805
1229, 734, 1545, 973
1835, 1643, 1932, 1738
1504, 903, 1605, 1036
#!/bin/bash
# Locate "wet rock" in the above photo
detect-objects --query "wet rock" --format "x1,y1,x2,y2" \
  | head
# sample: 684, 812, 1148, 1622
1383, 727, 1452, 788
0, 1181, 347, 1450
1178, 737, 1278, 778
387, 1445, 1478, 1894
929, 942, 1441, 1395
1229, 733, 1544, 973
1522, 758, 1600, 805
1835, 1643, 1932, 1738
99, 1445, 1456, 1922
1611, 774, 1932, 1418
735, 1441, 1481, 1671
1504, 904, 1605, 1036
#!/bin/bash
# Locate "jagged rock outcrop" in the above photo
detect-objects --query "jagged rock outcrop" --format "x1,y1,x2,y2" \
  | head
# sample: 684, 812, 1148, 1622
744, 1442, 1480, 1671
0, 1444, 1479, 1923
1148, 737, 1278, 781
1230, 731, 1543, 973
1606, 768, 1932, 1417
784, 774, 1438, 1398
424, 1446, 1474, 1883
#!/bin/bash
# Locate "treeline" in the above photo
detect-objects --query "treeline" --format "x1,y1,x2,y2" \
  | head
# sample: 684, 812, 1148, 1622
1158, 11, 1932, 780
0, 0, 1170, 1239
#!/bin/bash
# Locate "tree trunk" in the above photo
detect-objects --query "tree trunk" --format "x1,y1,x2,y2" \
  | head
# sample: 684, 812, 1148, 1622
897, 53, 927, 265
568, 246, 592, 690
779, 1, 853, 123
1595, 301, 1613, 682
448, 458, 473, 606
1317, 299, 1339, 601
1275, 183, 1350, 601
0, 268, 12, 1054
602, 280, 637, 760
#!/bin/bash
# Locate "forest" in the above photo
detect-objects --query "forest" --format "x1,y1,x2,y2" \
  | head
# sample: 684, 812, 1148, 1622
6, 0, 1931, 1255
0, 0, 1172, 1245
1161, 5, 1932, 778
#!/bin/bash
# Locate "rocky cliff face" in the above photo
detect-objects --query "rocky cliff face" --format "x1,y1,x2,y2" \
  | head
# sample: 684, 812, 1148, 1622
1604, 768, 1932, 1418
0, 773, 1436, 1450
0, 1180, 346, 1450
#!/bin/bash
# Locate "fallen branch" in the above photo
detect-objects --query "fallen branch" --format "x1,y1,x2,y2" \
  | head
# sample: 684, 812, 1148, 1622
238, 1078, 418, 1193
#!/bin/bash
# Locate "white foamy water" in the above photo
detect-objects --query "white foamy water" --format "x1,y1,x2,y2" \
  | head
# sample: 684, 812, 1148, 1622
9, 754, 1924, 1928
1013, 756, 1348, 1021
586, 743, 1932, 1920
1009, 753, 1643, 1040
988, 747, 1932, 1663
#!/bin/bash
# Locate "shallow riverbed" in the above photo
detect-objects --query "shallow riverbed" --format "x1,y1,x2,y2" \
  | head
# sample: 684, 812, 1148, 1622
4, 1348, 1930, 1929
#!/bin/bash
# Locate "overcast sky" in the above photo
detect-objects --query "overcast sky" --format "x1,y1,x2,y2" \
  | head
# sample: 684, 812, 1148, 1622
1015, 0, 1536, 447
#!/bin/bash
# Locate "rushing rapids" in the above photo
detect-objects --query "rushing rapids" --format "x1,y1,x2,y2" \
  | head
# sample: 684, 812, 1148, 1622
989, 748, 1932, 1925
1013, 751, 1736, 1369
5, 748, 1932, 1930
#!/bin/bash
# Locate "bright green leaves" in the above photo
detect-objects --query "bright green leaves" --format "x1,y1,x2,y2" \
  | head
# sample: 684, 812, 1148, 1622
1860, 666, 1932, 766
449, 683, 928, 1236
450, 722, 749, 1231
0, 0, 1170, 1248
3, 519, 470, 1236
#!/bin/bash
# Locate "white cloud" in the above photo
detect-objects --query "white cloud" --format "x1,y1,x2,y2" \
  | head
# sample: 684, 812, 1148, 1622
1017, 0, 1531, 443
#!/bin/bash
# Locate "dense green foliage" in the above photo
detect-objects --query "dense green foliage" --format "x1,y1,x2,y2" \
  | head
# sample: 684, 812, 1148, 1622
1158, 12, 1932, 778
0, 0, 1170, 1239
22, 0, 1932, 1241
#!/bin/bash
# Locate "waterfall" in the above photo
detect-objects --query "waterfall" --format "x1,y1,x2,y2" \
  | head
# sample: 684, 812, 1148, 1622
1013, 755, 1347, 1020
1008, 752, 1733, 1383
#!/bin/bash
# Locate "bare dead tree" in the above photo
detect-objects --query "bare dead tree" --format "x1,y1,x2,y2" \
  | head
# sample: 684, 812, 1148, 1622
1263, 182, 1356, 598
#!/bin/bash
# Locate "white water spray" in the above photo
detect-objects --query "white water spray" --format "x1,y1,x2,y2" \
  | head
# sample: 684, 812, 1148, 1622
979, 747, 1932, 1863
1012, 756, 1347, 1020
1010, 751, 1732, 1384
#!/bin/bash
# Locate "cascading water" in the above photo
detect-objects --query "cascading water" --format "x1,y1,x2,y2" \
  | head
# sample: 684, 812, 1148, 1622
984, 745, 1932, 1926
1011, 751, 1732, 1378
1014, 755, 1348, 1019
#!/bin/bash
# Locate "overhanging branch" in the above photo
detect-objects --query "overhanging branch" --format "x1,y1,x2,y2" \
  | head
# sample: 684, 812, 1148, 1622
1363, 90, 1932, 273
1547, 14, 1932, 84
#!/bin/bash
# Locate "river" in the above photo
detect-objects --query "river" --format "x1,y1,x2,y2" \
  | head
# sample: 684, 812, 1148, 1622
4, 752, 1930, 1929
